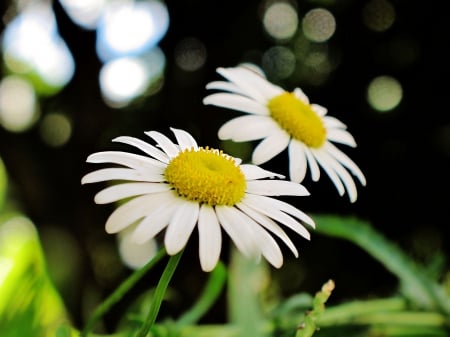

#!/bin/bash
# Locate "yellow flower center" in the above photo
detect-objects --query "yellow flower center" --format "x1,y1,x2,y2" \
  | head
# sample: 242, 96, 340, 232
164, 147, 246, 206
268, 92, 326, 148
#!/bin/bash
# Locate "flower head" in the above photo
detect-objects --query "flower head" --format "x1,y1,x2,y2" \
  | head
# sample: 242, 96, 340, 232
203, 65, 366, 202
81, 127, 314, 272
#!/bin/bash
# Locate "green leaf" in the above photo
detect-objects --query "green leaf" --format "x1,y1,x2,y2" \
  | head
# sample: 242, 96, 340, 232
0, 213, 70, 337
313, 214, 450, 316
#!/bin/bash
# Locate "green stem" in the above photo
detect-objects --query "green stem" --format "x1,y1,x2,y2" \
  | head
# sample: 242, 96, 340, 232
318, 297, 448, 327
136, 250, 184, 337
177, 261, 227, 326
80, 247, 166, 337
317, 297, 406, 325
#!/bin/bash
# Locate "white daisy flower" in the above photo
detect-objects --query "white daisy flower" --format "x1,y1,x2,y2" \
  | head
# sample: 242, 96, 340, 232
203, 65, 366, 203
81, 127, 314, 272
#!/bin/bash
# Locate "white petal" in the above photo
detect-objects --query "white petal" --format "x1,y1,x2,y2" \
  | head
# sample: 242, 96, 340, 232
94, 182, 171, 204
218, 115, 277, 142
241, 197, 311, 240
171, 127, 199, 151
205, 80, 241, 94
118, 226, 158, 269
240, 164, 284, 180
105, 192, 173, 233
215, 67, 269, 103
327, 128, 357, 147
217, 67, 283, 101
243, 193, 314, 232
145, 131, 180, 158
251, 224, 284, 268
81, 168, 164, 184
293, 87, 310, 104
132, 201, 178, 244
203, 93, 269, 115
323, 115, 347, 129
86, 151, 166, 170
246, 180, 309, 196
215, 206, 257, 258
252, 130, 290, 165
304, 146, 321, 181
198, 205, 222, 272
288, 140, 308, 183
237, 203, 298, 257
164, 201, 200, 255
312, 149, 345, 196
324, 153, 359, 202
112, 136, 170, 163
325, 142, 366, 185
311, 103, 327, 116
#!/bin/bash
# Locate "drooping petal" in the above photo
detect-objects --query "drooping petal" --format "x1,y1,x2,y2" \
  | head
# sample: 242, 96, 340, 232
325, 154, 358, 203
217, 115, 277, 142
311, 149, 345, 196
198, 205, 222, 272
81, 167, 164, 184
215, 206, 258, 258
94, 182, 172, 204
112, 136, 170, 163
145, 131, 180, 158
246, 180, 309, 196
243, 193, 315, 227
171, 127, 199, 151
252, 225, 283, 268
288, 140, 308, 183
237, 203, 298, 257
242, 194, 312, 239
203, 93, 269, 115
164, 200, 200, 255
303, 146, 321, 181
252, 129, 290, 165
240, 164, 285, 180
325, 142, 366, 185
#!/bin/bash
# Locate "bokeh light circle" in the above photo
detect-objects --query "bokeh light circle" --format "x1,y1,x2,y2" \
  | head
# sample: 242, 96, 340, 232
0, 76, 39, 132
262, 2, 298, 41
367, 75, 403, 112
302, 8, 336, 43
362, 0, 396, 32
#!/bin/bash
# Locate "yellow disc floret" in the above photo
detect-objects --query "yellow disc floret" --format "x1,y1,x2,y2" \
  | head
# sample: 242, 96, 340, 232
165, 147, 246, 206
268, 92, 326, 148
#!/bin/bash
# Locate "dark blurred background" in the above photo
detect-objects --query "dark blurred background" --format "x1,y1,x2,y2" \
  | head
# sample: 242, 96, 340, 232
0, 0, 449, 331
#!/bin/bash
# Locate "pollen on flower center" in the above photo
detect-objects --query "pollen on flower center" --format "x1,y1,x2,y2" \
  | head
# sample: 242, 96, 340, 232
268, 92, 326, 148
164, 147, 246, 206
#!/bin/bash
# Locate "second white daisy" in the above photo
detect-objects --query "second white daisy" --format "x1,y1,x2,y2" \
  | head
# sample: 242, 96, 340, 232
81, 127, 314, 272
203, 64, 366, 202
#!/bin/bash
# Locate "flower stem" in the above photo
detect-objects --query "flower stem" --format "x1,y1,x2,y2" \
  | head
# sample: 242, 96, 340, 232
136, 250, 184, 337
176, 261, 227, 326
80, 247, 166, 337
